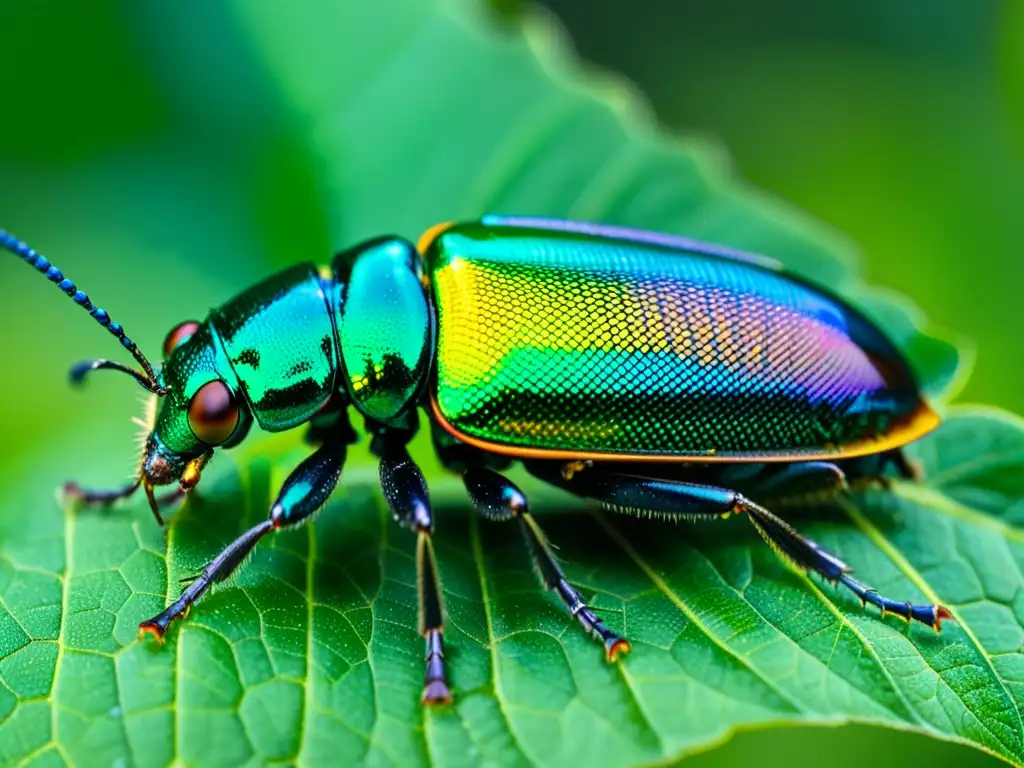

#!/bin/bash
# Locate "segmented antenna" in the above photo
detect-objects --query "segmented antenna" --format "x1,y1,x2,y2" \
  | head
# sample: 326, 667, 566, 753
1, 228, 167, 394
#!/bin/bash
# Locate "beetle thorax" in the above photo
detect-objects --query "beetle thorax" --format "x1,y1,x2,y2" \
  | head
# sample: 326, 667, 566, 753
332, 236, 433, 425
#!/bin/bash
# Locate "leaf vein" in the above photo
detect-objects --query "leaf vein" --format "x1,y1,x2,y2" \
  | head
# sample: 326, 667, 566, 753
468, 513, 530, 762
591, 511, 805, 716
796, 573, 924, 725
839, 496, 1024, 759
49, 501, 72, 756
896, 484, 1024, 543
925, 448, 1024, 488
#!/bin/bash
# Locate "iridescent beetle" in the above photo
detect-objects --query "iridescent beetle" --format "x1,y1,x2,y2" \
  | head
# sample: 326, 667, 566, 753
2, 217, 952, 705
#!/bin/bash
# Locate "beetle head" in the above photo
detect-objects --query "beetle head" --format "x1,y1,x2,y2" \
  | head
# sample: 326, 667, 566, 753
1, 230, 254, 524
71, 318, 253, 523
134, 320, 253, 517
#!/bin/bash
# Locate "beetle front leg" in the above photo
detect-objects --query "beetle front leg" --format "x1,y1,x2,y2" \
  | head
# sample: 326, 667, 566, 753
377, 439, 452, 705
63, 479, 187, 525
63, 478, 143, 506
533, 462, 952, 631
304, 391, 358, 447
463, 467, 630, 661
138, 439, 346, 641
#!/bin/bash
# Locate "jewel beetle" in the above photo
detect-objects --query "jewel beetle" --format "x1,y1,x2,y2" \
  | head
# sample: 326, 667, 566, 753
2, 216, 952, 705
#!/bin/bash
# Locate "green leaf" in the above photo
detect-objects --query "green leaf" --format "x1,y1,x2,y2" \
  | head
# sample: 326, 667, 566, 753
0, 2, 1020, 766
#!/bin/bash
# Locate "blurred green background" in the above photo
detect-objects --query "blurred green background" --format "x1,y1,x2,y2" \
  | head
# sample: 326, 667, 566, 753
0, 0, 1019, 766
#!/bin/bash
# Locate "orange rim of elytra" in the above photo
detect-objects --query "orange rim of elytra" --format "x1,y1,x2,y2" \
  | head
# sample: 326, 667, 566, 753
417, 221, 455, 257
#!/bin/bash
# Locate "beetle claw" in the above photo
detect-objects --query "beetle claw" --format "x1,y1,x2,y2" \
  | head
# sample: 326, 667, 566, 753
139, 603, 186, 643
143, 481, 165, 527
421, 680, 453, 706
605, 638, 632, 662
138, 621, 167, 645
933, 605, 954, 632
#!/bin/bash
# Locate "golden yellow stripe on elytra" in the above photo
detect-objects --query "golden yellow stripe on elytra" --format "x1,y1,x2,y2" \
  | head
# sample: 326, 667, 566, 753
434, 260, 671, 384
434, 258, 878, 390
495, 417, 622, 442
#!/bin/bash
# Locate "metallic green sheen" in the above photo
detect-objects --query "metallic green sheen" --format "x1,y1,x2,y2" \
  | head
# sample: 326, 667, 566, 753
335, 237, 432, 424
154, 323, 247, 454
427, 220, 932, 458
212, 264, 336, 431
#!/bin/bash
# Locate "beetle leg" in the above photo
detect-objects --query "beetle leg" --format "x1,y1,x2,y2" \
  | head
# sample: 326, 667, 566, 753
377, 439, 452, 706
63, 479, 188, 522
527, 461, 738, 521
462, 467, 630, 661
835, 448, 921, 490
62, 478, 141, 505
888, 449, 923, 481
741, 461, 848, 506
739, 499, 952, 629
138, 437, 347, 642
533, 463, 953, 632
304, 390, 359, 446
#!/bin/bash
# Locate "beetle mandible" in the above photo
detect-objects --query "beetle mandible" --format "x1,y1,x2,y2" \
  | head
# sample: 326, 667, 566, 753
2, 216, 952, 705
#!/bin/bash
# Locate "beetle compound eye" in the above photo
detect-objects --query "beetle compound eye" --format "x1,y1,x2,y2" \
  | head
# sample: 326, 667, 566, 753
187, 380, 239, 445
163, 321, 201, 357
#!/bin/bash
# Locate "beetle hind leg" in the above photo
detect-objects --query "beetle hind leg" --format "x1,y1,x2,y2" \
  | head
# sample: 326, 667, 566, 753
462, 467, 630, 661
532, 461, 953, 632
740, 498, 953, 630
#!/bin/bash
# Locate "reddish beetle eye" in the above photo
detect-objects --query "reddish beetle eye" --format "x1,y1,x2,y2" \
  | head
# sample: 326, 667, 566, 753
163, 321, 201, 357
187, 381, 239, 445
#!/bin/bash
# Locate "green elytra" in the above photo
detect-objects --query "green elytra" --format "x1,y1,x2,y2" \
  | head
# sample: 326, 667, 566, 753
2, 216, 952, 707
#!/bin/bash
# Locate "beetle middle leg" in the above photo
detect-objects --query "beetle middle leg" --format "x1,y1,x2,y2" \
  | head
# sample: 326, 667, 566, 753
530, 461, 952, 631
372, 428, 453, 705
431, 429, 631, 663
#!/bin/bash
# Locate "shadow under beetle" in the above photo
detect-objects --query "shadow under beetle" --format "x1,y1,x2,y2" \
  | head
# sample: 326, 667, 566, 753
2, 216, 953, 705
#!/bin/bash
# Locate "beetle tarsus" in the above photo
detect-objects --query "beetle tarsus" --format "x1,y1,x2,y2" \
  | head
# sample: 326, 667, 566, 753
139, 568, 216, 644
933, 605, 955, 631
138, 621, 167, 645
421, 629, 452, 705
835, 572, 951, 631
605, 637, 632, 662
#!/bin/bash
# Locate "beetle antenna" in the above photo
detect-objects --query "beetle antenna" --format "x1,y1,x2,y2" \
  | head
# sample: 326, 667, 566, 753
1, 228, 168, 395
